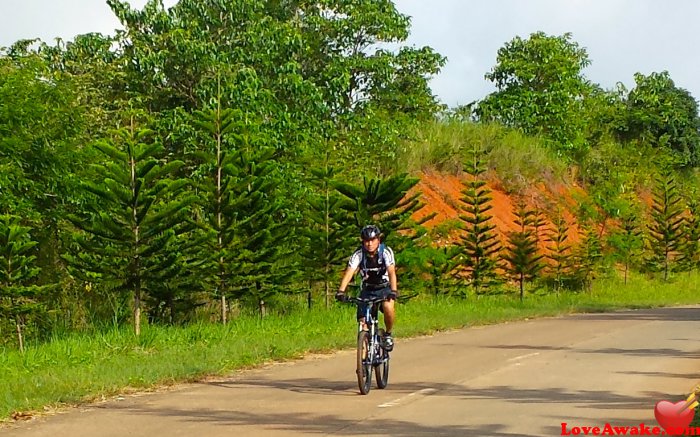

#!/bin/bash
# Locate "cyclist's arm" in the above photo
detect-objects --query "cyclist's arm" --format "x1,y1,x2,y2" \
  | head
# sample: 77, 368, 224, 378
388, 264, 397, 294
338, 266, 358, 293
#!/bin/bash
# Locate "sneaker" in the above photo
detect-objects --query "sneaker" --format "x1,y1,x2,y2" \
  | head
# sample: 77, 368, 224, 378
383, 333, 394, 351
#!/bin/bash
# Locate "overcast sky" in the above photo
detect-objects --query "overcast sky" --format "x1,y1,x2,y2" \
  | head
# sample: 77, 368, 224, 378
1, 0, 698, 108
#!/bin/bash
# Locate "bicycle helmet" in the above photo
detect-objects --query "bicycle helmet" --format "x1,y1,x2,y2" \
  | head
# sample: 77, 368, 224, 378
360, 224, 381, 241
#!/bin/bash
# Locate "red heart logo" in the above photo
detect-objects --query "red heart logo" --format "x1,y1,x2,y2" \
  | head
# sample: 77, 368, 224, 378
654, 400, 695, 435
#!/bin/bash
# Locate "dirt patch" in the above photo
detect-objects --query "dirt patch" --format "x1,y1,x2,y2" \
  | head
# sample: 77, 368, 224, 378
411, 170, 583, 246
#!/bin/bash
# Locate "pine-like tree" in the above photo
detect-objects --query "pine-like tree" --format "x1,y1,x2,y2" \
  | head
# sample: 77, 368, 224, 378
545, 209, 572, 292
303, 162, 352, 308
502, 203, 544, 301
679, 199, 700, 273
608, 213, 643, 284
144, 229, 204, 324
0, 215, 43, 352
531, 206, 547, 247
646, 173, 686, 280
571, 221, 603, 291
428, 245, 460, 296
65, 120, 194, 336
233, 177, 298, 317
330, 173, 432, 301
192, 101, 271, 323
452, 145, 501, 295
333, 173, 432, 240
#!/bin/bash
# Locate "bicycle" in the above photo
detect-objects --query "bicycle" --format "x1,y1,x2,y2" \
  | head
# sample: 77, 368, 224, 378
345, 296, 390, 395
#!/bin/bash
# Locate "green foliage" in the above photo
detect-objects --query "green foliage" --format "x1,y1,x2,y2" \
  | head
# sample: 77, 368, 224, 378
571, 222, 604, 291
64, 123, 195, 335
607, 213, 644, 284
333, 173, 427, 239
427, 246, 459, 295
645, 172, 686, 280
400, 120, 567, 193
476, 32, 592, 157
619, 71, 700, 168
545, 210, 573, 292
452, 145, 501, 295
0, 215, 44, 352
502, 203, 544, 300
678, 198, 700, 272
191, 98, 265, 321
0, 50, 89, 294
302, 163, 353, 307
4, 0, 700, 367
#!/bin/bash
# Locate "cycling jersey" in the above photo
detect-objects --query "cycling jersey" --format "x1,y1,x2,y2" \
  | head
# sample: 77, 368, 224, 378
347, 244, 395, 288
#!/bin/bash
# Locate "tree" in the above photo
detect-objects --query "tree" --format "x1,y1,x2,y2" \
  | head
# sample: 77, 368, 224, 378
332, 172, 432, 298
303, 163, 353, 308
678, 198, 700, 273
645, 172, 686, 280
292, 0, 446, 175
608, 213, 644, 284
0, 49, 87, 288
620, 71, 700, 167
571, 221, 603, 291
0, 216, 43, 352
452, 145, 501, 295
192, 93, 299, 319
502, 203, 544, 301
333, 173, 431, 243
545, 209, 572, 292
297, 0, 444, 118
65, 121, 194, 335
476, 32, 592, 156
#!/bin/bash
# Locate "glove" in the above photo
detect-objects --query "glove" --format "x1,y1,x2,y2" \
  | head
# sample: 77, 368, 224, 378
388, 290, 398, 301
335, 291, 348, 302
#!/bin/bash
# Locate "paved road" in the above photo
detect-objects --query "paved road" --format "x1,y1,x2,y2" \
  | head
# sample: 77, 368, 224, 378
5, 307, 700, 436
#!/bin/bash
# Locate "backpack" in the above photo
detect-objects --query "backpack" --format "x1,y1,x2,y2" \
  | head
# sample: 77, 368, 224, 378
360, 243, 387, 286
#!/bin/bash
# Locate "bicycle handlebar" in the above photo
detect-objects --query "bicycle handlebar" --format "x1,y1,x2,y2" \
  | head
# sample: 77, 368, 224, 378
341, 296, 388, 305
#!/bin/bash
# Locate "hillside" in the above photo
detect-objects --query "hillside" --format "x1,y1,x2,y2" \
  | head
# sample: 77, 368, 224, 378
411, 169, 585, 245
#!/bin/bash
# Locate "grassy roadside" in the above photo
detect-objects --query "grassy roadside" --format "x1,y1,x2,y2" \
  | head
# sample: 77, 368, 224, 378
2, 272, 699, 421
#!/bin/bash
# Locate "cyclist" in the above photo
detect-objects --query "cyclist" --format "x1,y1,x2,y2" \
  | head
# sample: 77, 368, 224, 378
336, 224, 398, 351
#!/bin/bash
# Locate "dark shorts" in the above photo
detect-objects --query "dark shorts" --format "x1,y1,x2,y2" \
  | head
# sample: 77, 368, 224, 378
357, 285, 392, 320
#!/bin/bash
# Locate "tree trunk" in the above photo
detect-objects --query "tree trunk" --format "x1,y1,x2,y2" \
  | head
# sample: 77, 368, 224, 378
259, 299, 266, 318
134, 287, 141, 337
519, 273, 524, 302
16, 317, 24, 353
221, 294, 227, 325
168, 294, 175, 325
325, 269, 330, 309
307, 279, 312, 310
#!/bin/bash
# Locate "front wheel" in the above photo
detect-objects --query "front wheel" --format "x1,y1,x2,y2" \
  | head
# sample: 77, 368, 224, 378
357, 330, 372, 395
375, 333, 390, 389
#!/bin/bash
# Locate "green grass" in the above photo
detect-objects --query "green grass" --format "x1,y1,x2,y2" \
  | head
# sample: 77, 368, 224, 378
399, 120, 568, 193
2, 272, 700, 421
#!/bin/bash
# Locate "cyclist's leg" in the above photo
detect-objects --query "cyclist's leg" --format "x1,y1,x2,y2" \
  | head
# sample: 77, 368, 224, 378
382, 298, 395, 333
375, 286, 395, 333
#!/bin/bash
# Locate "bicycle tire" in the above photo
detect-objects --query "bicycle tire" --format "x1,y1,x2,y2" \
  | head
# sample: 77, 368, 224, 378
357, 330, 372, 395
374, 335, 389, 389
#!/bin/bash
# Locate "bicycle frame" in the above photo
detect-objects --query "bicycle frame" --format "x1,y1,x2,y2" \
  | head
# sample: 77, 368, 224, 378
344, 296, 390, 394
353, 297, 388, 366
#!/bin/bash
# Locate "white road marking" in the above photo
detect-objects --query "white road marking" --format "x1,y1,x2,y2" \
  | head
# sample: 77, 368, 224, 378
506, 352, 540, 362
378, 388, 437, 408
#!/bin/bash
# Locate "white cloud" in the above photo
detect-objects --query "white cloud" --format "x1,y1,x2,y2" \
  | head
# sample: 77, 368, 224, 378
0, 0, 177, 47
394, 0, 700, 106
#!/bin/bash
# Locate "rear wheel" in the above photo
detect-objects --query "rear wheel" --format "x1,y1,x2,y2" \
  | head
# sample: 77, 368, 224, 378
375, 331, 390, 389
356, 330, 372, 395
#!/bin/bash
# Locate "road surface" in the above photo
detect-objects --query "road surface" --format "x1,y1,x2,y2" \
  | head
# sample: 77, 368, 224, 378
4, 307, 700, 436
